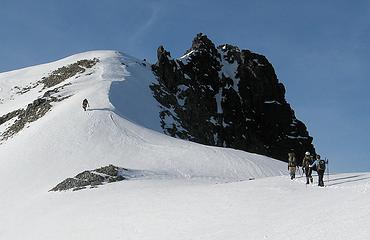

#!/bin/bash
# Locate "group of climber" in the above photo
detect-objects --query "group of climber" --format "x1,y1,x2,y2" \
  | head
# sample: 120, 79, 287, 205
288, 151, 327, 187
81, 98, 328, 188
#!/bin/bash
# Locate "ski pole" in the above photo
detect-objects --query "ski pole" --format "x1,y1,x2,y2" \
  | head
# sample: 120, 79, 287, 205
325, 158, 329, 184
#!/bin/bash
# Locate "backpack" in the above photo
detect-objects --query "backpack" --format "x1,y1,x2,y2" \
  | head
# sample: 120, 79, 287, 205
288, 159, 296, 167
303, 156, 311, 168
83, 99, 88, 106
288, 153, 296, 167
317, 160, 326, 171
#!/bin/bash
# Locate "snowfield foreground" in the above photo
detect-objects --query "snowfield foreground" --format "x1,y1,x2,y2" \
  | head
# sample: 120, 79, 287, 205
0, 51, 368, 239
1, 173, 370, 240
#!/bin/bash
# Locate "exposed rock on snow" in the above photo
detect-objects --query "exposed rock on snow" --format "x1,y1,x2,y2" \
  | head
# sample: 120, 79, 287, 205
39, 58, 99, 89
50, 165, 126, 191
0, 58, 99, 141
0, 109, 23, 125
0, 50, 300, 240
0, 85, 70, 141
10, 58, 99, 95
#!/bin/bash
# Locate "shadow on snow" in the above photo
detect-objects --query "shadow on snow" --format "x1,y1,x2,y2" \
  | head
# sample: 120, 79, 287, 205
325, 174, 370, 186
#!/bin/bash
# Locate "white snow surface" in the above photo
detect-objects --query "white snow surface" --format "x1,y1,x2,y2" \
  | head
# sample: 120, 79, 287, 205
0, 51, 369, 239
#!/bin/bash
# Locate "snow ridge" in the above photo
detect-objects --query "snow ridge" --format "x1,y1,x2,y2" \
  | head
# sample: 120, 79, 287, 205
0, 50, 369, 240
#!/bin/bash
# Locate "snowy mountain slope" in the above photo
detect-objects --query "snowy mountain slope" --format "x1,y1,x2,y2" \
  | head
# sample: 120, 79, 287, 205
0, 50, 285, 196
0, 50, 369, 239
0, 50, 285, 186
1, 173, 370, 240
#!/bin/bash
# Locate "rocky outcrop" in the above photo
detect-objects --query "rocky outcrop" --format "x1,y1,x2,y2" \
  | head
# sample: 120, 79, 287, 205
39, 58, 99, 89
50, 165, 126, 191
0, 85, 70, 141
10, 58, 99, 94
0, 58, 99, 142
151, 33, 315, 163
0, 109, 23, 125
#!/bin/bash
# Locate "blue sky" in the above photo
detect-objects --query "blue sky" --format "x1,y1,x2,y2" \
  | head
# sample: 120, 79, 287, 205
1, 0, 369, 172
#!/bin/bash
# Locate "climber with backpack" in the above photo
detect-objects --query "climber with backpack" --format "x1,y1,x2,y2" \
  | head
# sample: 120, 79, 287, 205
302, 151, 313, 184
82, 99, 89, 111
312, 154, 326, 187
288, 151, 297, 180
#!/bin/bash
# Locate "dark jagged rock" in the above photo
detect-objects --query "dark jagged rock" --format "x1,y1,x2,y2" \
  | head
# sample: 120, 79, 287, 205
151, 33, 315, 164
0, 98, 52, 141
0, 109, 24, 125
95, 165, 125, 176
50, 165, 126, 191
51, 178, 90, 191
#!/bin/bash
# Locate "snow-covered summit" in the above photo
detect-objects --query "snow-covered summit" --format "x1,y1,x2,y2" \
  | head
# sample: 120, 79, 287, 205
0, 50, 369, 240
0, 50, 285, 192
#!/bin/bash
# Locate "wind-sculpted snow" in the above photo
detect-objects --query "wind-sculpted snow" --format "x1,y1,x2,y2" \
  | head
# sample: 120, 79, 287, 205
0, 50, 286, 190
50, 165, 182, 191
0, 50, 312, 240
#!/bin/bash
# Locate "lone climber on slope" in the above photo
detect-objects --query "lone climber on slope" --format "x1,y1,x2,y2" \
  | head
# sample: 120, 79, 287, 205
82, 99, 89, 111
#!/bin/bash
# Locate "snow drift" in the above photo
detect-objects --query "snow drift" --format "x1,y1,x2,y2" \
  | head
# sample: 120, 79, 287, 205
2, 51, 367, 240
0, 51, 285, 191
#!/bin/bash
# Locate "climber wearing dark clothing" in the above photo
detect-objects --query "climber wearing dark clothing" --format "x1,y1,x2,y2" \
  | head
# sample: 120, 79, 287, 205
302, 152, 313, 184
312, 154, 326, 187
82, 99, 89, 111
288, 151, 297, 180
